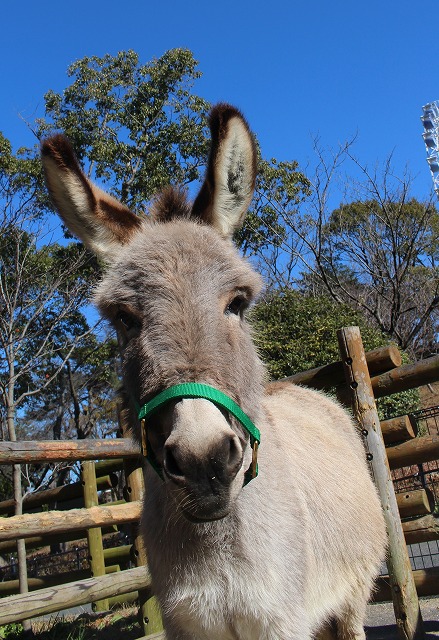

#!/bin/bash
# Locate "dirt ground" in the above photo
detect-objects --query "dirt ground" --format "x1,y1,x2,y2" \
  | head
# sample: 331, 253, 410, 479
27, 599, 439, 639
419, 381, 439, 409
366, 598, 439, 639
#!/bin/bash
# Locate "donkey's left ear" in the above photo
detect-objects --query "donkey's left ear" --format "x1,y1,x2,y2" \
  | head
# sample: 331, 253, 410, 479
192, 104, 257, 238
41, 134, 141, 261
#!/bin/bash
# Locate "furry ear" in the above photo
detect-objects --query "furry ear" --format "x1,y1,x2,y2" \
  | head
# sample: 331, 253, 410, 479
191, 104, 257, 238
41, 135, 141, 260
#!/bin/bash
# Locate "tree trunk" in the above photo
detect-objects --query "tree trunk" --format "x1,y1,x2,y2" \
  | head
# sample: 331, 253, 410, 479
6, 380, 31, 632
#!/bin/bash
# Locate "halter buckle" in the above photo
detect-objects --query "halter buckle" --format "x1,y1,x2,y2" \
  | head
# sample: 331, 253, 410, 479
140, 419, 148, 457
251, 440, 259, 479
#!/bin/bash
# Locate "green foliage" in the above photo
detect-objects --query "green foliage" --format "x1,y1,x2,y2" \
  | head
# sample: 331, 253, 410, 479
0, 133, 42, 186
36, 49, 210, 210
329, 198, 439, 252
0, 132, 46, 219
0, 464, 12, 501
0, 610, 142, 639
317, 197, 439, 356
237, 157, 311, 258
0, 623, 23, 639
251, 288, 419, 419
378, 349, 419, 420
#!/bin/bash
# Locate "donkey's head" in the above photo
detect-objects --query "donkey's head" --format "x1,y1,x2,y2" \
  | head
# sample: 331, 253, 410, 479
41, 104, 265, 522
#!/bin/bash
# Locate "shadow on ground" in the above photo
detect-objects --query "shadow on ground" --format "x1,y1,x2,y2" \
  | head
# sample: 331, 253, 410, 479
365, 599, 439, 639
366, 621, 439, 639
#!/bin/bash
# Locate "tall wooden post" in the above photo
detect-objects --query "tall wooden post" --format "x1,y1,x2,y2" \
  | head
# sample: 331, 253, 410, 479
81, 460, 109, 611
118, 397, 163, 635
123, 460, 163, 635
337, 327, 424, 640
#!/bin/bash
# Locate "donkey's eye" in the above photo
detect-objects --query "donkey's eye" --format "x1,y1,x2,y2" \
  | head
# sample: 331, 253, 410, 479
116, 310, 141, 335
226, 296, 247, 317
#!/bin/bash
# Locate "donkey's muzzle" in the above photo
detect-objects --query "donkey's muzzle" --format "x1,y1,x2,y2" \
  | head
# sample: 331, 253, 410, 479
163, 433, 243, 520
163, 433, 243, 487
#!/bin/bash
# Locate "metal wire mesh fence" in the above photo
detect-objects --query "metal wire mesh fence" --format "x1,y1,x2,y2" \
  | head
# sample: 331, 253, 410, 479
391, 405, 439, 507
408, 540, 439, 570
391, 405, 439, 569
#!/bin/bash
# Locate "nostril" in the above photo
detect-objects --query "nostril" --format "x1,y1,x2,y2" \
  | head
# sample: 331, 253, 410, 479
163, 445, 185, 480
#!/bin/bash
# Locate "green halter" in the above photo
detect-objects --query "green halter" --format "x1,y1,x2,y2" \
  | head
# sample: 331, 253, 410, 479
137, 382, 260, 486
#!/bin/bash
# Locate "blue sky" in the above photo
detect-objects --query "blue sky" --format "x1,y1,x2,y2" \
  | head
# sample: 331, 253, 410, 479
1, 0, 438, 200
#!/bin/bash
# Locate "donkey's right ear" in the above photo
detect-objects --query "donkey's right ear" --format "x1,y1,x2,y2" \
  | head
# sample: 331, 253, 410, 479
41, 135, 141, 260
191, 104, 257, 239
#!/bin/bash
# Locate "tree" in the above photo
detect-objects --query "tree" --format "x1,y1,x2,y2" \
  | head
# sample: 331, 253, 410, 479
316, 195, 439, 357
36, 49, 211, 210
24, 330, 121, 446
251, 288, 419, 420
0, 136, 101, 613
251, 138, 439, 358
237, 157, 311, 282
0, 222, 97, 442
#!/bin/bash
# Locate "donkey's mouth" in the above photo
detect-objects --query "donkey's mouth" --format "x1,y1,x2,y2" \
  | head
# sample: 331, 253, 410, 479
174, 487, 232, 523
182, 507, 230, 523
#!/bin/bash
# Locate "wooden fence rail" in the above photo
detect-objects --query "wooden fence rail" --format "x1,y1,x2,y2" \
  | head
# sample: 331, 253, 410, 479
0, 566, 151, 626
0, 336, 438, 635
397, 489, 435, 519
402, 515, 439, 544
0, 501, 141, 542
283, 350, 439, 399
1, 431, 435, 476
371, 355, 439, 398
0, 473, 118, 516
283, 344, 402, 389
0, 526, 119, 554
381, 415, 418, 444
0, 439, 139, 464
0, 565, 120, 597
376, 568, 439, 602
0, 497, 434, 547
387, 435, 439, 469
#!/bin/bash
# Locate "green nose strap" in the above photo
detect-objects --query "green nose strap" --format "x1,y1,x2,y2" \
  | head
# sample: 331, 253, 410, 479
137, 382, 260, 485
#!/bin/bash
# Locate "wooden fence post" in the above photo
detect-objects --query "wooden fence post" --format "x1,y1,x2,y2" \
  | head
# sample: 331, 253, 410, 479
117, 391, 163, 635
123, 459, 163, 635
337, 326, 425, 640
82, 460, 109, 611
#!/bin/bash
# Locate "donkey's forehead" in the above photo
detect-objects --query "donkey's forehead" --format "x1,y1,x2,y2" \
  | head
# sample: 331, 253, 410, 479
95, 219, 262, 306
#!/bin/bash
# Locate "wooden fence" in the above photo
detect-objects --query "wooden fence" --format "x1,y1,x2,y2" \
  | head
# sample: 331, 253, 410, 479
0, 333, 438, 639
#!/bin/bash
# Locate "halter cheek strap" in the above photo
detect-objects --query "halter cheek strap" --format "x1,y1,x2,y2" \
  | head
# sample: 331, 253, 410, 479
137, 382, 261, 486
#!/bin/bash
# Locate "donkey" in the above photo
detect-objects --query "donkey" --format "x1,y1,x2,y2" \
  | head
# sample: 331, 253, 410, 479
41, 104, 386, 640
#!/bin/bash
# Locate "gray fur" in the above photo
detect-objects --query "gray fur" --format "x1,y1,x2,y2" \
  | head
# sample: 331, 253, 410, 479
42, 104, 387, 640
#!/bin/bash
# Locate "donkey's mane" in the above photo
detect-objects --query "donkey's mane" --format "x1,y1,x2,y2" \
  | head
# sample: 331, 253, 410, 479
150, 186, 192, 223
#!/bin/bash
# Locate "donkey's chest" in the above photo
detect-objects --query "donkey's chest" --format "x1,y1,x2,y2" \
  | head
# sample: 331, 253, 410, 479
160, 556, 278, 640
165, 570, 265, 640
